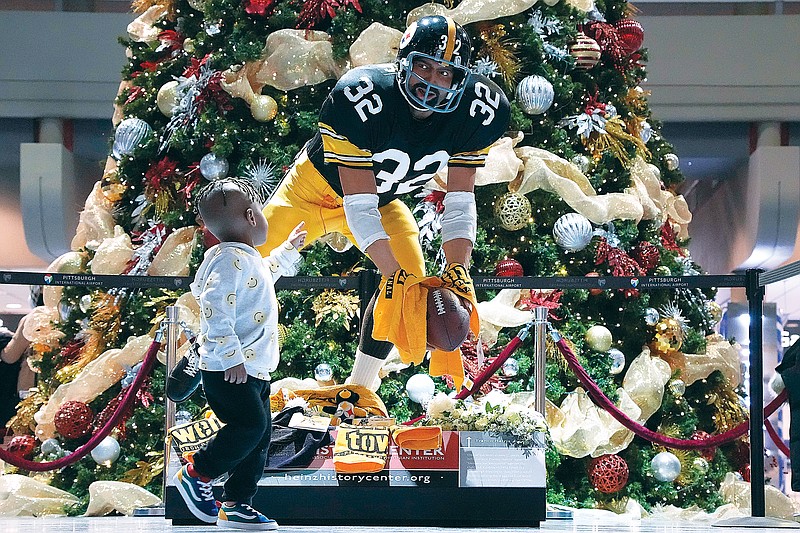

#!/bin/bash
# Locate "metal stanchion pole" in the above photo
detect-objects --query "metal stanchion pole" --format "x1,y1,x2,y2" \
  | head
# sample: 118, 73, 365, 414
533, 307, 548, 414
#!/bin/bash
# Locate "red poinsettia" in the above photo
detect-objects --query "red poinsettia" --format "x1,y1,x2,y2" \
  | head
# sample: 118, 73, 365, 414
296, 0, 362, 29
244, 0, 277, 16
157, 29, 184, 56
631, 240, 660, 272
124, 85, 146, 104
517, 289, 563, 320
197, 71, 233, 114
660, 221, 685, 255
145, 157, 179, 191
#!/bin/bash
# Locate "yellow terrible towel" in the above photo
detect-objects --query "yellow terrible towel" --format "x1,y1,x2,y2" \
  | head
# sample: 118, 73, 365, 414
391, 425, 442, 451
333, 424, 390, 473
293, 384, 388, 421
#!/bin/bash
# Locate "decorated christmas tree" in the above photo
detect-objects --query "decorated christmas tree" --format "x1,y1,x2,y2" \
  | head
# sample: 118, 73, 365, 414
4, 0, 753, 514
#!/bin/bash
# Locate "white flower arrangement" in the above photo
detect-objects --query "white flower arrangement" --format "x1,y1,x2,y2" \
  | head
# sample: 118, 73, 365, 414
422, 390, 548, 450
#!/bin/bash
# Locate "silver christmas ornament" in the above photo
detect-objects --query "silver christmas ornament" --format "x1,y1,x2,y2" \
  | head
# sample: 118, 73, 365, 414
553, 213, 593, 252
501, 357, 519, 377
199, 153, 229, 180
91, 436, 121, 466
314, 363, 333, 382
640, 121, 653, 143
112, 118, 153, 159
516, 75, 554, 115
41, 438, 62, 456
571, 154, 591, 173
204, 21, 222, 36
663, 153, 680, 171
651, 451, 681, 482
608, 349, 626, 375
79, 294, 93, 313
175, 410, 192, 424
644, 308, 660, 326
406, 373, 435, 405
668, 379, 686, 397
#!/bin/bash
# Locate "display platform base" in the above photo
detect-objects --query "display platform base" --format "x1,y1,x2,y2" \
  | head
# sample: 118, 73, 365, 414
166, 485, 545, 526
165, 428, 546, 526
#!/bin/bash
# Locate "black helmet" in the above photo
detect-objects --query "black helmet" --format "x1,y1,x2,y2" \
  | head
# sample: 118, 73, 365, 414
396, 15, 472, 113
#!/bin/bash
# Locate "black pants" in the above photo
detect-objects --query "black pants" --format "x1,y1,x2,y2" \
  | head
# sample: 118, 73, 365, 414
193, 370, 272, 505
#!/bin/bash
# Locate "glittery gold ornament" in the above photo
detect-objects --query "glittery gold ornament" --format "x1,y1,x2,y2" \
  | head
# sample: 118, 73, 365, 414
653, 317, 684, 353
251, 94, 278, 122
706, 301, 723, 325
156, 80, 180, 116
585, 325, 613, 352
494, 192, 531, 231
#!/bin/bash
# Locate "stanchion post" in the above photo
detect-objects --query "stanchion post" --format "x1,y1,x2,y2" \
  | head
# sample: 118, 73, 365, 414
746, 269, 766, 518
533, 307, 548, 414
164, 306, 180, 431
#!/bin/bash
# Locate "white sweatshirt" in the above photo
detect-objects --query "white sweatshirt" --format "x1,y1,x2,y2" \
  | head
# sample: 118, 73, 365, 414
190, 241, 301, 380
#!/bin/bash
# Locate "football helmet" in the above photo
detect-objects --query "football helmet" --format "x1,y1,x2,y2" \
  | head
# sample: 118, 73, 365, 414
396, 15, 472, 113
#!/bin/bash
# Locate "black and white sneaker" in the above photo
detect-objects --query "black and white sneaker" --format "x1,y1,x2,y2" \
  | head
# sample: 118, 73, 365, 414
166, 342, 202, 403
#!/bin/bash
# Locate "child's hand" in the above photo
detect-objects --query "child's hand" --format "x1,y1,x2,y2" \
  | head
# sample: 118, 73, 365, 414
224, 363, 248, 384
288, 221, 307, 249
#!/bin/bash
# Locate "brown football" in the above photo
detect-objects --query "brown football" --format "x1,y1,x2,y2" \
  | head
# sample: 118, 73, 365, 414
426, 287, 471, 352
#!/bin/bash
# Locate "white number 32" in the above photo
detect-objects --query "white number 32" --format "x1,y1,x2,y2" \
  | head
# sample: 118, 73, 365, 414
469, 82, 501, 126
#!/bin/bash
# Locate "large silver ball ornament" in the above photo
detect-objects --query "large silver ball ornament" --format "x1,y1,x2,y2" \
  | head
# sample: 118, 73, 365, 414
516, 75, 554, 115
640, 121, 653, 143
651, 451, 681, 482
91, 436, 121, 466
553, 213, 593, 252
199, 153, 229, 180
112, 118, 153, 159
608, 349, 626, 375
571, 154, 591, 174
644, 307, 660, 326
501, 357, 519, 377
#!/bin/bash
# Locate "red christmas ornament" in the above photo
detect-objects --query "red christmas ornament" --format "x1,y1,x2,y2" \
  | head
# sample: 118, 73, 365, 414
7, 435, 37, 459
595, 238, 644, 277
243, 0, 277, 16
615, 19, 644, 55
631, 241, 660, 272
495, 259, 524, 277
54, 401, 95, 440
588, 454, 629, 493
585, 272, 603, 296
690, 430, 717, 461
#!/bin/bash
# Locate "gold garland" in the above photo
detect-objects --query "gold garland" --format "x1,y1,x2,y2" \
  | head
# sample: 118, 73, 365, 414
311, 290, 360, 330
6, 389, 46, 436
477, 23, 520, 90
121, 451, 164, 486
585, 117, 651, 167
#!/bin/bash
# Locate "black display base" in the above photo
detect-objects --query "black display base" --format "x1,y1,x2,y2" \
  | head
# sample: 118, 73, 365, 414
166, 485, 546, 527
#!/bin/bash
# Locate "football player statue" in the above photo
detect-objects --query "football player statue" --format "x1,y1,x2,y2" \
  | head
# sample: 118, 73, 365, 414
257, 14, 510, 391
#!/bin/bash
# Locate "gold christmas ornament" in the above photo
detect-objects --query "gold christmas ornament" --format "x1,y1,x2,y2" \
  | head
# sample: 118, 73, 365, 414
183, 38, 195, 53
585, 325, 613, 352
653, 317, 684, 353
706, 301, 723, 325
494, 192, 532, 231
251, 94, 278, 122
156, 80, 180, 116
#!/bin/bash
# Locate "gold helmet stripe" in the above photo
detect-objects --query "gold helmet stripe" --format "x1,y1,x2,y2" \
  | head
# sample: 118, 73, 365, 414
443, 17, 456, 61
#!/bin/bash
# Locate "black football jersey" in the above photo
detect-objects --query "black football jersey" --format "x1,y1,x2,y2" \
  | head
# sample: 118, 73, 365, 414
305, 64, 510, 205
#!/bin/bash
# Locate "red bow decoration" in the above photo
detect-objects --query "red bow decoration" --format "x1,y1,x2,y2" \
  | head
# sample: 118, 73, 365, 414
631, 241, 660, 272
244, 0, 277, 16
517, 289, 563, 320
296, 0, 362, 29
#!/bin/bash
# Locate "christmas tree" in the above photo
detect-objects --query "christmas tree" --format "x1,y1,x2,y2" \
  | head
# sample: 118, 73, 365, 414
6, 0, 751, 514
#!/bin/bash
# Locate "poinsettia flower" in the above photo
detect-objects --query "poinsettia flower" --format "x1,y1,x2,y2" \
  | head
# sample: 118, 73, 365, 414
243, 0, 276, 16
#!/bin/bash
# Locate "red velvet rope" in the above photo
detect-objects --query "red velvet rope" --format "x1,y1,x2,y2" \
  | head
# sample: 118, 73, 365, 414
555, 337, 788, 449
0, 338, 162, 471
765, 417, 791, 457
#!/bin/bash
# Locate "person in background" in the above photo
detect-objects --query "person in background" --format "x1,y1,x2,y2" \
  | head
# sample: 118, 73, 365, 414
0, 315, 34, 438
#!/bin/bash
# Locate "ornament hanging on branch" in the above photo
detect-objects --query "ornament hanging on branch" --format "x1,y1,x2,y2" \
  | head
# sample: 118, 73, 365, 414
553, 213, 593, 252
615, 18, 644, 55
112, 118, 154, 160
54, 400, 95, 440
651, 451, 682, 482
494, 192, 532, 231
494, 258, 524, 277
569, 33, 601, 70
652, 317, 684, 353
588, 454, 629, 493
7, 435, 36, 459
585, 325, 613, 352
515, 75, 554, 115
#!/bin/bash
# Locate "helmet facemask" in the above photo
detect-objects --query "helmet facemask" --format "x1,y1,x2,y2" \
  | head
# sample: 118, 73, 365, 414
398, 51, 471, 113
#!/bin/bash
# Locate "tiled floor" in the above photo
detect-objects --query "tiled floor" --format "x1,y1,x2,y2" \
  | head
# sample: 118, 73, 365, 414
1, 515, 800, 533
